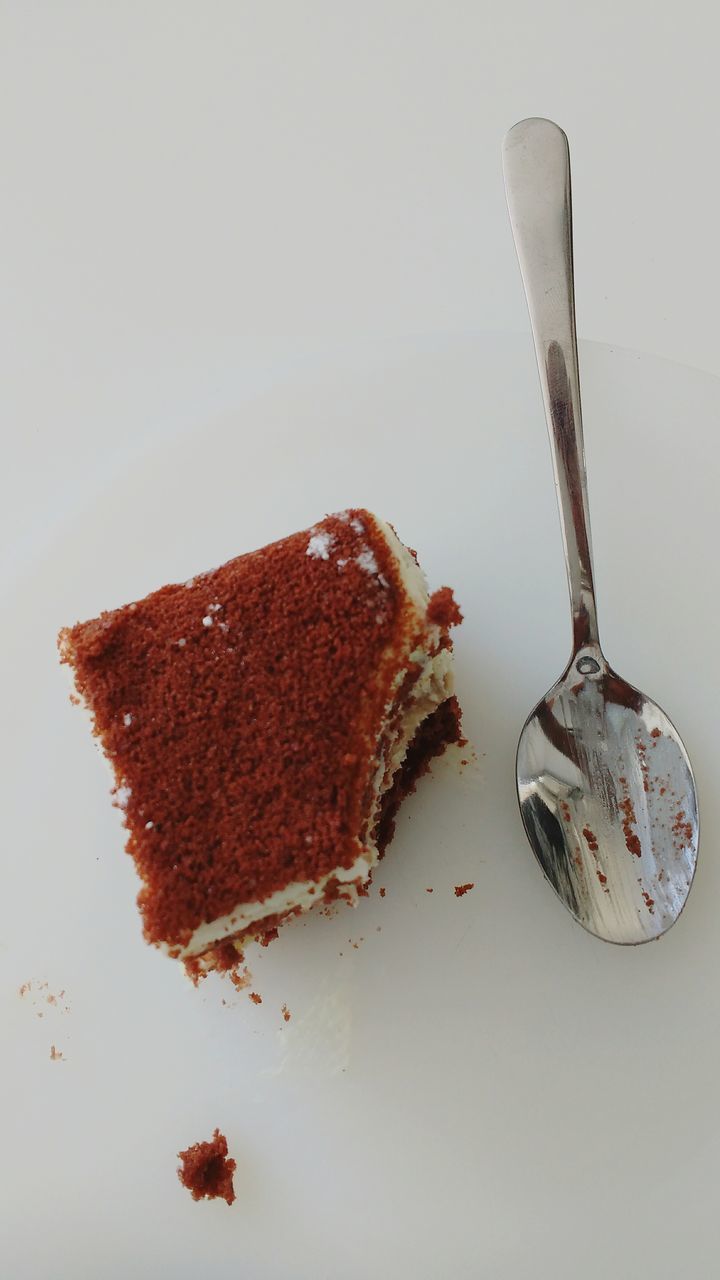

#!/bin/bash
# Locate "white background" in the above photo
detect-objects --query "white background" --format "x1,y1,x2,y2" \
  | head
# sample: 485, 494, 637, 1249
3, 1, 720, 585
3, 5, 720, 1279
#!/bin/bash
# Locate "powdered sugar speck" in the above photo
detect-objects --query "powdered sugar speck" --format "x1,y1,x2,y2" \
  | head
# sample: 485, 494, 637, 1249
115, 785, 132, 809
306, 531, 335, 560
356, 549, 379, 576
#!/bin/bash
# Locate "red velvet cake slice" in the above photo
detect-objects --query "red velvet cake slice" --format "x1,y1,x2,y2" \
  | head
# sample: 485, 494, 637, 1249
59, 511, 462, 970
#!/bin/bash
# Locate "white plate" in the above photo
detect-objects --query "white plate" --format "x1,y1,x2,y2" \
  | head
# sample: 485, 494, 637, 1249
3, 335, 719, 1279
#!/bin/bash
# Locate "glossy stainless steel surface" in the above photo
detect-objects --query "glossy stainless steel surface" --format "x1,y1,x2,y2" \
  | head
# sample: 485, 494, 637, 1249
503, 118, 698, 942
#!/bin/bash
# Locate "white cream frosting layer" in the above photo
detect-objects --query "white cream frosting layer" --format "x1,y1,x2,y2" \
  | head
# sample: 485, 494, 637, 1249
179, 513, 455, 960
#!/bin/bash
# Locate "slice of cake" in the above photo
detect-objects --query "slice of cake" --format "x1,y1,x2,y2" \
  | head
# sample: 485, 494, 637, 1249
59, 510, 462, 973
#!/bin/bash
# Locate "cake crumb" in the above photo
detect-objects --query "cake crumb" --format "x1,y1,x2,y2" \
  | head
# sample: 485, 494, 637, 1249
427, 587, 463, 628
425, 887, 434, 893
184, 942, 248, 989
249, 992, 262, 1005
20, 982, 70, 1015
177, 1129, 236, 1205
49, 1045, 64, 1061
379, 887, 386, 898
454, 882, 475, 897
281, 1004, 291, 1022
229, 966, 252, 993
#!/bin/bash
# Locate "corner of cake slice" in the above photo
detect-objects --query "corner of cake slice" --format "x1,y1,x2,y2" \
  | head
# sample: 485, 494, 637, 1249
59, 510, 463, 975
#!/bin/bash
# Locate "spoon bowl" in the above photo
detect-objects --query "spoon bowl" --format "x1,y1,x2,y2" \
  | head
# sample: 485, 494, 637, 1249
517, 648, 698, 943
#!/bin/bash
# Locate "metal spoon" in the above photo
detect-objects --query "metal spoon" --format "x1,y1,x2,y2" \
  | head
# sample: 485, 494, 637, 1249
502, 117, 698, 943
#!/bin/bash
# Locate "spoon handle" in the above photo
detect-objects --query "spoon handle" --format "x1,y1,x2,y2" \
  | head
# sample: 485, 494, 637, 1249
503, 118, 599, 655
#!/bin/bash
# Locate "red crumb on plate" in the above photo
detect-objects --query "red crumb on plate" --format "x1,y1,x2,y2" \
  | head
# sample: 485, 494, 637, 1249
177, 1129, 236, 1205
454, 883, 474, 897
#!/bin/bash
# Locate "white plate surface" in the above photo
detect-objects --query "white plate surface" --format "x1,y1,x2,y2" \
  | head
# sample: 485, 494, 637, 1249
2, 335, 719, 1279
